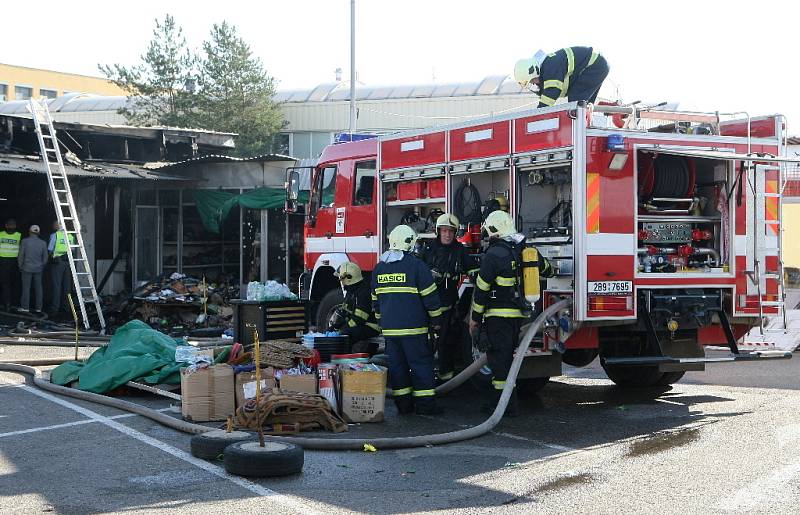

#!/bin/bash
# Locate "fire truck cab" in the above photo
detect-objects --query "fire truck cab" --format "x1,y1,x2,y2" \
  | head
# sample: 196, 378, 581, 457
290, 101, 796, 388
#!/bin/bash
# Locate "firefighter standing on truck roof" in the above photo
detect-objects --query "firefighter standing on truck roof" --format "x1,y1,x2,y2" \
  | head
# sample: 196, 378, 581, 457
514, 47, 609, 108
415, 213, 479, 383
469, 210, 553, 417
372, 224, 444, 415
329, 261, 381, 356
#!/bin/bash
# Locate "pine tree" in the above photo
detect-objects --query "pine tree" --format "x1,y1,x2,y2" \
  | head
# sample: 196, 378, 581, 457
196, 21, 285, 156
99, 15, 199, 127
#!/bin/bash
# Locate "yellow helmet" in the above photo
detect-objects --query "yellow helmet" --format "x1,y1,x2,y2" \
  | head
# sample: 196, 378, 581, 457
483, 210, 516, 238
388, 224, 417, 251
513, 50, 546, 89
435, 213, 459, 232
335, 261, 363, 286
494, 195, 509, 212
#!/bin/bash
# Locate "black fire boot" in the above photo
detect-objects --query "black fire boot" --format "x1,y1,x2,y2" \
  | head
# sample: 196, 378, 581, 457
394, 395, 415, 415
481, 389, 518, 417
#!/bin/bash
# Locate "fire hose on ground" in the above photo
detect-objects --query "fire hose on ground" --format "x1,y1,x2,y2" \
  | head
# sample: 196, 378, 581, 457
0, 299, 571, 450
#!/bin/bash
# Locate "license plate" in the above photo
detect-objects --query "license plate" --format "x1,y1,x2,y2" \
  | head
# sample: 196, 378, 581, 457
587, 281, 632, 295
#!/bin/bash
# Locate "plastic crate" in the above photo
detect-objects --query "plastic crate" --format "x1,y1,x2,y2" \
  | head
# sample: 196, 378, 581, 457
230, 299, 308, 348
428, 178, 445, 198
397, 181, 426, 201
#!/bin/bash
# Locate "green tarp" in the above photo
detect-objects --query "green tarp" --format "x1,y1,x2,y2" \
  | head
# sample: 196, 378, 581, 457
191, 188, 311, 234
50, 320, 191, 393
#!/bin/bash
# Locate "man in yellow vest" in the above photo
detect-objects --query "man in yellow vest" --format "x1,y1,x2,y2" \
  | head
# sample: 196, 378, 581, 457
0, 219, 21, 311
48, 220, 75, 316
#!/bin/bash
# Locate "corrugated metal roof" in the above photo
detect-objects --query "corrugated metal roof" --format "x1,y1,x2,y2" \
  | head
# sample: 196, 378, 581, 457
272, 75, 525, 103
0, 154, 189, 180
144, 153, 296, 171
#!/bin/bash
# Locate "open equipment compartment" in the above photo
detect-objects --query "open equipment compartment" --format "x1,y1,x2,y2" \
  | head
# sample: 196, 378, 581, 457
635, 148, 733, 276
514, 149, 575, 291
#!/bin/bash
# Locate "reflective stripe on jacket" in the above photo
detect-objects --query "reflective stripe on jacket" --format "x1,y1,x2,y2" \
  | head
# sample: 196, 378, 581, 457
371, 252, 441, 336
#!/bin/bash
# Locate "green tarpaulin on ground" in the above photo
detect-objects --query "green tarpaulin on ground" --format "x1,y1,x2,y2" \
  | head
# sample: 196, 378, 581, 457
50, 320, 192, 393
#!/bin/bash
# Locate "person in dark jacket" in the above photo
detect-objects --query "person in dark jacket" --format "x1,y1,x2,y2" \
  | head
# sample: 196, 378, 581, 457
415, 213, 479, 383
468, 210, 553, 417
18, 224, 48, 314
329, 261, 381, 355
514, 46, 609, 108
371, 224, 443, 415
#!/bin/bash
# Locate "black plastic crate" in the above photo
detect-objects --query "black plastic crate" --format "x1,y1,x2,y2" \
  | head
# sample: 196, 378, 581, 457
231, 299, 308, 348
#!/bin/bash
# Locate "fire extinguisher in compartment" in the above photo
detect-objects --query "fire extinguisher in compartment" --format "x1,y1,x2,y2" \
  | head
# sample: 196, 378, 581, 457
522, 247, 541, 303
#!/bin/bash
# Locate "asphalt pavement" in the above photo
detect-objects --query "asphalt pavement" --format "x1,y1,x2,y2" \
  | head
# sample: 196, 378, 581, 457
1, 343, 800, 514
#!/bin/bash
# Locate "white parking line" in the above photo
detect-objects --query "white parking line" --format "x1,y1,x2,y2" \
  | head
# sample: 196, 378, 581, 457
18, 385, 323, 515
0, 409, 174, 438
717, 458, 800, 510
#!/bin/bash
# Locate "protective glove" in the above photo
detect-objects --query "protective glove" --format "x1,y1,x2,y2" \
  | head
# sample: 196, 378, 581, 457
475, 330, 491, 353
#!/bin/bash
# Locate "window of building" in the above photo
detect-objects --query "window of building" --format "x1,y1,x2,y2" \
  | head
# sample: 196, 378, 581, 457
311, 132, 332, 158
14, 86, 33, 100
270, 133, 290, 155
289, 132, 333, 159
353, 160, 376, 205
0, 84, 7, 102
39, 89, 58, 99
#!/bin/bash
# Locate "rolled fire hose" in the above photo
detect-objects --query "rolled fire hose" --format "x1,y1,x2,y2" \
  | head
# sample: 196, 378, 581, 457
0, 299, 571, 450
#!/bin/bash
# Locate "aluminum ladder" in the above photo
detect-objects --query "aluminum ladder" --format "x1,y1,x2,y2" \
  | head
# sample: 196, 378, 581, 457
28, 98, 106, 331
748, 162, 786, 335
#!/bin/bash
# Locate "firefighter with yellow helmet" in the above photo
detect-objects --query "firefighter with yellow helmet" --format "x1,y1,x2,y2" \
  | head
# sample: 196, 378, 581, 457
330, 261, 381, 355
415, 213, 479, 383
371, 225, 443, 415
469, 210, 552, 416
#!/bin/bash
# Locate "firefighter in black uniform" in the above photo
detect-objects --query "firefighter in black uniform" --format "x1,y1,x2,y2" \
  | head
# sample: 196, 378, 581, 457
514, 46, 609, 108
415, 213, 479, 382
468, 210, 553, 417
371, 224, 443, 415
329, 261, 381, 356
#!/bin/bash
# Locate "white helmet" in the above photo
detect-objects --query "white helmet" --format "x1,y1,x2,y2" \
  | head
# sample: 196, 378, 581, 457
513, 50, 547, 89
435, 213, 459, 232
483, 210, 516, 238
388, 224, 417, 251
335, 262, 363, 286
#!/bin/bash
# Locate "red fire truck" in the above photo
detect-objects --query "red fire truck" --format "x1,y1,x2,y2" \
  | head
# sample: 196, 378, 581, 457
286, 101, 796, 388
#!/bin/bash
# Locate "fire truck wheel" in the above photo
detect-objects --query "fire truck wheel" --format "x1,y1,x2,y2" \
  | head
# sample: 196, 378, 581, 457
190, 430, 254, 460
517, 377, 549, 394
224, 440, 304, 477
600, 361, 664, 388
316, 289, 345, 331
653, 370, 685, 386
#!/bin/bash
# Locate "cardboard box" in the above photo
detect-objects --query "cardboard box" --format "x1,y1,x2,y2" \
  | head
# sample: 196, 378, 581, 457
279, 373, 318, 394
235, 368, 277, 408
180, 364, 235, 422
339, 366, 387, 423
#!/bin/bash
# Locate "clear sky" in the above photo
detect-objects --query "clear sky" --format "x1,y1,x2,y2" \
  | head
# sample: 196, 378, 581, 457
3, 0, 797, 131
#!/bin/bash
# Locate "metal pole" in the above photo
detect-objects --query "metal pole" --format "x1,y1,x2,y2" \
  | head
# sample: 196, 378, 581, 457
349, 0, 356, 136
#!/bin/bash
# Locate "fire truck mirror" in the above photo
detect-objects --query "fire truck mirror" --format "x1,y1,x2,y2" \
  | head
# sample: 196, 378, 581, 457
287, 170, 300, 201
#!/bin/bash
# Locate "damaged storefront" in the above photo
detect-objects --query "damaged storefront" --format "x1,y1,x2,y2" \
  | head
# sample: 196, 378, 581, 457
129, 155, 305, 291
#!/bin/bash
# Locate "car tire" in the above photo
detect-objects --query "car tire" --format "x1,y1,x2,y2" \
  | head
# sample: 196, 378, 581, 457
223, 440, 304, 477
190, 430, 254, 460
316, 289, 344, 331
